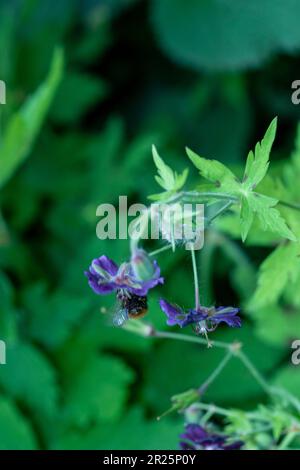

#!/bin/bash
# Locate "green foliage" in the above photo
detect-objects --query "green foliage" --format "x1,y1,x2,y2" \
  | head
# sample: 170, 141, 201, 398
0, 0, 300, 451
149, 145, 188, 200
52, 407, 182, 450
50, 72, 107, 124
0, 48, 63, 188
62, 355, 134, 426
0, 396, 37, 450
243, 118, 277, 190
188, 118, 296, 242
152, 0, 300, 70
249, 243, 300, 310
0, 342, 58, 418
186, 147, 238, 193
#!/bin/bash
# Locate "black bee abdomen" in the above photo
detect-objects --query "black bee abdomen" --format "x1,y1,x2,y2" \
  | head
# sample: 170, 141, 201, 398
126, 294, 148, 316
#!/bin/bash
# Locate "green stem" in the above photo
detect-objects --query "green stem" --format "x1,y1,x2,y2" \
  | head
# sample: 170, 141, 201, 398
278, 431, 298, 450
181, 191, 238, 202
278, 200, 300, 212
237, 350, 272, 397
198, 350, 233, 394
152, 329, 230, 350
191, 245, 200, 309
207, 201, 233, 225
150, 328, 273, 398
149, 244, 172, 257
189, 402, 236, 418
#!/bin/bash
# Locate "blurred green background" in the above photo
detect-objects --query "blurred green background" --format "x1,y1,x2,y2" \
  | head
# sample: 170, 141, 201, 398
0, 0, 300, 450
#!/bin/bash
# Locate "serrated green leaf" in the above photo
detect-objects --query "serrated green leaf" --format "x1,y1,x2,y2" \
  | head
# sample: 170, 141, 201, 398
248, 193, 296, 241
152, 145, 175, 190
186, 147, 239, 193
151, 145, 188, 198
249, 243, 300, 309
0, 48, 63, 188
240, 196, 254, 242
243, 118, 277, 190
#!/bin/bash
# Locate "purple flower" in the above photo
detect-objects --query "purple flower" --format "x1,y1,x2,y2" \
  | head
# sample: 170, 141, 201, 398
85, 255, 163, 296
180, 424, 243, 451
159, 299, 241, 333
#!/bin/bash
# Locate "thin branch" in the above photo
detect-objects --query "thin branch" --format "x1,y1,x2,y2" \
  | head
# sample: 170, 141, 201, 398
198, 350, 233, 395
278, 200, 300, 212
191, 245, 200, 309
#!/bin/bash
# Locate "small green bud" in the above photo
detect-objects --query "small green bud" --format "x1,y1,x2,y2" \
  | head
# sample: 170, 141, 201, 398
131, 249, 156, 282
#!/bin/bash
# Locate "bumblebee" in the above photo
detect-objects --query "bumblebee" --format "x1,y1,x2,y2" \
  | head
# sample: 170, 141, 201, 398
112, 290, 148, 327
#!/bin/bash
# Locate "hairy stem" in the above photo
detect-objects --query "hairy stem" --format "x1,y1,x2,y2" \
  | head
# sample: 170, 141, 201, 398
207, 201, 233, 224
152, 329, 230, 350
149, 244, 172, 257
191, 246, 200, 309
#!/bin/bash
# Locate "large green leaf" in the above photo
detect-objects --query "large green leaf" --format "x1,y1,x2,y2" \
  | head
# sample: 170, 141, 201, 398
152, 0, 300, 70
0, 48, 63, 188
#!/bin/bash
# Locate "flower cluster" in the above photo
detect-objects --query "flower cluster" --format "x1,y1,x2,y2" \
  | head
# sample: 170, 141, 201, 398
180, 423, 243, 451
85, 249, 241, 337
85, 250, 163, 297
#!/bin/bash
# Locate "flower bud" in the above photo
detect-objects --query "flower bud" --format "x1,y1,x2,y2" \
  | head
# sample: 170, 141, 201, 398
131, 249, 156, 282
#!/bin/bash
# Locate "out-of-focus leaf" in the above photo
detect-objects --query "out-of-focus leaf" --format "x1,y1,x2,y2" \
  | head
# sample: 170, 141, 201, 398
249, 243, 300, 309
21, 283, 92, 350
51, 407, 181, 450
0, 48, 63, 188
50, 72, 107, 124
0, 342, 58, 418
252, 304, 300, 347
62, 355, 134, 426
273, 366, 300, 399
0, 396, 37, 450
152, 0, 300, 71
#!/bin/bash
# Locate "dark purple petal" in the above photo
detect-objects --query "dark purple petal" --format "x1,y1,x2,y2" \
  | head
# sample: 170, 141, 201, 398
210, 308, 241, 328
180, 424, 209, 443
159, 300, 207, 327
159, 299, 185, 326
181, 309, 207, 327
131, 275, 164, 296
84, 270, 116, 295
223, 440, 244, 450
179, 423, 243, 451
179, 442, 196, 450
92, 255, 118, 276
